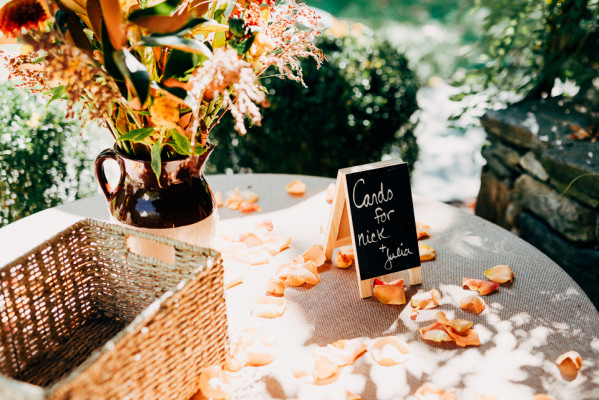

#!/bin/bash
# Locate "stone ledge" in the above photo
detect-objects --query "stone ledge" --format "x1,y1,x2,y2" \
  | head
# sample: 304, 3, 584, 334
513, 174, 596, 242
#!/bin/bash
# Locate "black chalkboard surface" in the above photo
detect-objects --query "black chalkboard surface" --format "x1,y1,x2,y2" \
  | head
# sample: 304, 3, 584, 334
342, 161, 421, 281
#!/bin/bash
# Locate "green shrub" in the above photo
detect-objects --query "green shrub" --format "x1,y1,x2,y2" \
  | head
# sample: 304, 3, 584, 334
207, 32, 420, 177
456, 0, 598, 105
0, 83, 95, 227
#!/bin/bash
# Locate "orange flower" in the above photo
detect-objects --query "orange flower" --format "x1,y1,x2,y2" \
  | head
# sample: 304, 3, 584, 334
0, 0, 49, 38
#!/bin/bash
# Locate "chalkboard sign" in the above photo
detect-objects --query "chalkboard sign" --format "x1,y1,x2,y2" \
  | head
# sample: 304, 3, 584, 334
324, 159, 421, 298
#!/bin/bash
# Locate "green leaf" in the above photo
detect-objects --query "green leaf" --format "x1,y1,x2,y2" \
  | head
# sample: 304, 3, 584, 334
163, 49, 198, 80
113, 48, 151, 105
232, 34, 255, 56
45, 86, 67, 103
102, 22, 125, 84
141, 35, 213, 57
151, 137, 163, 181
151, 17, 210, 36
157, 83, 188, 100
167, 129, 192, 155
128, 0, 181, 19
116, 127, 155, 142
193, 143, 208, 156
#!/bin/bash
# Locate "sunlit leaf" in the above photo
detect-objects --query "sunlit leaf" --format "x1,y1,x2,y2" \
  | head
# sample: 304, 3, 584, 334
151, 137, 163, 180
128, 0, 181, 19
99, 0, 125, 49
113, 48, 150, 105
167, 129, 191, 155
141, 35, 213, 57
116, 127, 155, 142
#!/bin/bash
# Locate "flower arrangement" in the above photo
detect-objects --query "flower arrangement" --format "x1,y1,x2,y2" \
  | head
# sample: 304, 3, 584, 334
0, 0, 323, 177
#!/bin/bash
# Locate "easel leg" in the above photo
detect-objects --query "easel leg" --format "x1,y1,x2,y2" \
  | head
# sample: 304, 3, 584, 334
358, 278, 373, 298
408, 266, 422, 285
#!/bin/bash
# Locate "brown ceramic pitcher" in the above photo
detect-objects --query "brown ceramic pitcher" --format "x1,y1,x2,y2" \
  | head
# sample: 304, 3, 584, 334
94, 145, 215, 229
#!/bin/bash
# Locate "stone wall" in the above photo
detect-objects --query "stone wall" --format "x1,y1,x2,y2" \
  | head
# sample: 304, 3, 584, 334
475, 98, 599, 307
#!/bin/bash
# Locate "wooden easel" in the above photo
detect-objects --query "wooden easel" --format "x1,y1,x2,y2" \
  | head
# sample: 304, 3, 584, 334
324, 163, 422, 298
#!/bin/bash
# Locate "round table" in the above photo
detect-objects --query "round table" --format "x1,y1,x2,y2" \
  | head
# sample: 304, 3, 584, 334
1, 173, 598, 400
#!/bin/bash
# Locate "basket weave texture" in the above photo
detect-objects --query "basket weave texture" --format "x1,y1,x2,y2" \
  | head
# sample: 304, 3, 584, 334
0, 219, 228, 400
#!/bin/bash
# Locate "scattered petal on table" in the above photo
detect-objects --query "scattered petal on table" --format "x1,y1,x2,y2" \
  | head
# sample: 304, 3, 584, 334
531, 395, 557, 400
326, 183, 336, 203
413, 384, 456, 400
251, 296, 286, 318
226, 327, 276, 371
335, 246, 354, 269
266, 277, 285, 296
346, 391, 361, 400
198, 365, 231, 400
410, 289, 441, 319
322, 339, 367, 367
460, 295, 486, 314
263, 235, 291, 256
416, 222, 430, 240
421, 328, 453, 343
276, 259, 320, 286
254, 219, 274, 231
224, 275, 244, 290
225, 190, 243, 210
246, 248, 270, 265
286, 179, 306, 195
484, 264, 514, 283
435, 311, 473, 333
214, 191, 223, 207
292, 354, 341, 385
555, 350, 582, 381
239, 229, 271, 247
462, 278, 499, 295
445, 325, 480, 347
372, 278, 406, 305
475, 395, 498, 400
302, 244, 326, 267
239, 189, 259, 203
418, 243, 436, 261
239, 201, 262, 213
314, 355, 341, 382
371, 336, 410, 366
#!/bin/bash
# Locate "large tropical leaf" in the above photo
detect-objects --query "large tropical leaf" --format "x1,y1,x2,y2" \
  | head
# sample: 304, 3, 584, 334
99, 0, 125, 49
141, 35, 213, 57
167, 129, 192, 155
113, 48, 151, 105
164, 49, 198, 79
128, 0, 181, 19
86, 0, 103, 40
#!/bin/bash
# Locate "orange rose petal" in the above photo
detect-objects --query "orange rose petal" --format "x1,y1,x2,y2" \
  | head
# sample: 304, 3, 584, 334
484, 264, 514, 283
435, 311, 473, 333
214, 191, 223, 207
334, 246, 354, 268
225, 328, 276, 371
475, 395, 498, 400
531, 395, 557, 400
421, 328, 453, 343
323, 339, 367, 366
416, 222, 430, 240
419, 243, 436, 261
239, 189, 258, 203
325, 183, 336, 203
246, 249, 270, 265
254, 219, 273, 231
286, 179, 306, 195
239, 229, 271, 246
460, 295, 486, 314
371, 336, 410, 366
292, 355, 340, 386
251, 296, 286, 318
302, 244, 326, 267
556, 350, 582, 381
224, 275, 244, 290
263, 236, 291, 256
372, 278, 406, 305
411, 289, 441, 309
346, 391, 361, 400
266, 277, 285, 296
239, 201, 262, 213
314, 355, 340, 381
277, 260, 320, 286
414, 384, 456, 399
462, 278, 499, 295
199, 365, 231, 399
445, 326, 480, 347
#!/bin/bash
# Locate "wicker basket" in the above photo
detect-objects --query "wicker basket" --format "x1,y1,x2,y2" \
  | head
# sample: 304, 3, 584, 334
0, 219, 228, 400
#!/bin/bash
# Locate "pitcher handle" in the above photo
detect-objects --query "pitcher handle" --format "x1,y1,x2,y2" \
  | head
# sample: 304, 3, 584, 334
95, 148, 126, 201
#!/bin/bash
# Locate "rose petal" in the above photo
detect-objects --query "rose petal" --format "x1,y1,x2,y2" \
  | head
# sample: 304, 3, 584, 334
292, 355, 341, 385
214, 191, 223, 207
556, 350, 582, 381
460, 295, 486, 314
373, 278, 406, 305
302, 244, 326, 267
251, 296, 286, 318
254, 219, 273, 231
435, 311, 473, 333
263, 236, 291, 256
416, 222, 430, 240
346, 392, 361, 400
421, 328, 453, 343
325, 183, 336, 203
239, 201, 262, 213
224, 275, 244, 290
462, 278, 499, 295
225, 328, 276, 371
334, 246, 354, 268
246, 249, 270, 265
266, 277, 285, 296
199, 365, 231, 399
414, 384, 456, 399
445, 326, 480, 347
419, 243, 436, 261
371, 336, 410, 366
276, 260, 320, 286
411, 289, 441, 310
322, 339, 367, 366
314, 355, 340, 381
239, 229, 271, 247
531, 395, 557, 400
484, 264, 514, 283
286, 179, 306, 195
239, 190, 258, 203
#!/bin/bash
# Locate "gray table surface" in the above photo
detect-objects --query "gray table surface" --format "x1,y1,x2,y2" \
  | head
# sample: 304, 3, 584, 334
1, 173, 598, 400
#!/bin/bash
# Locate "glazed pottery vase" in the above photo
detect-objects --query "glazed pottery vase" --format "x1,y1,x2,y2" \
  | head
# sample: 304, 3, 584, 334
94, 144, 217, 255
